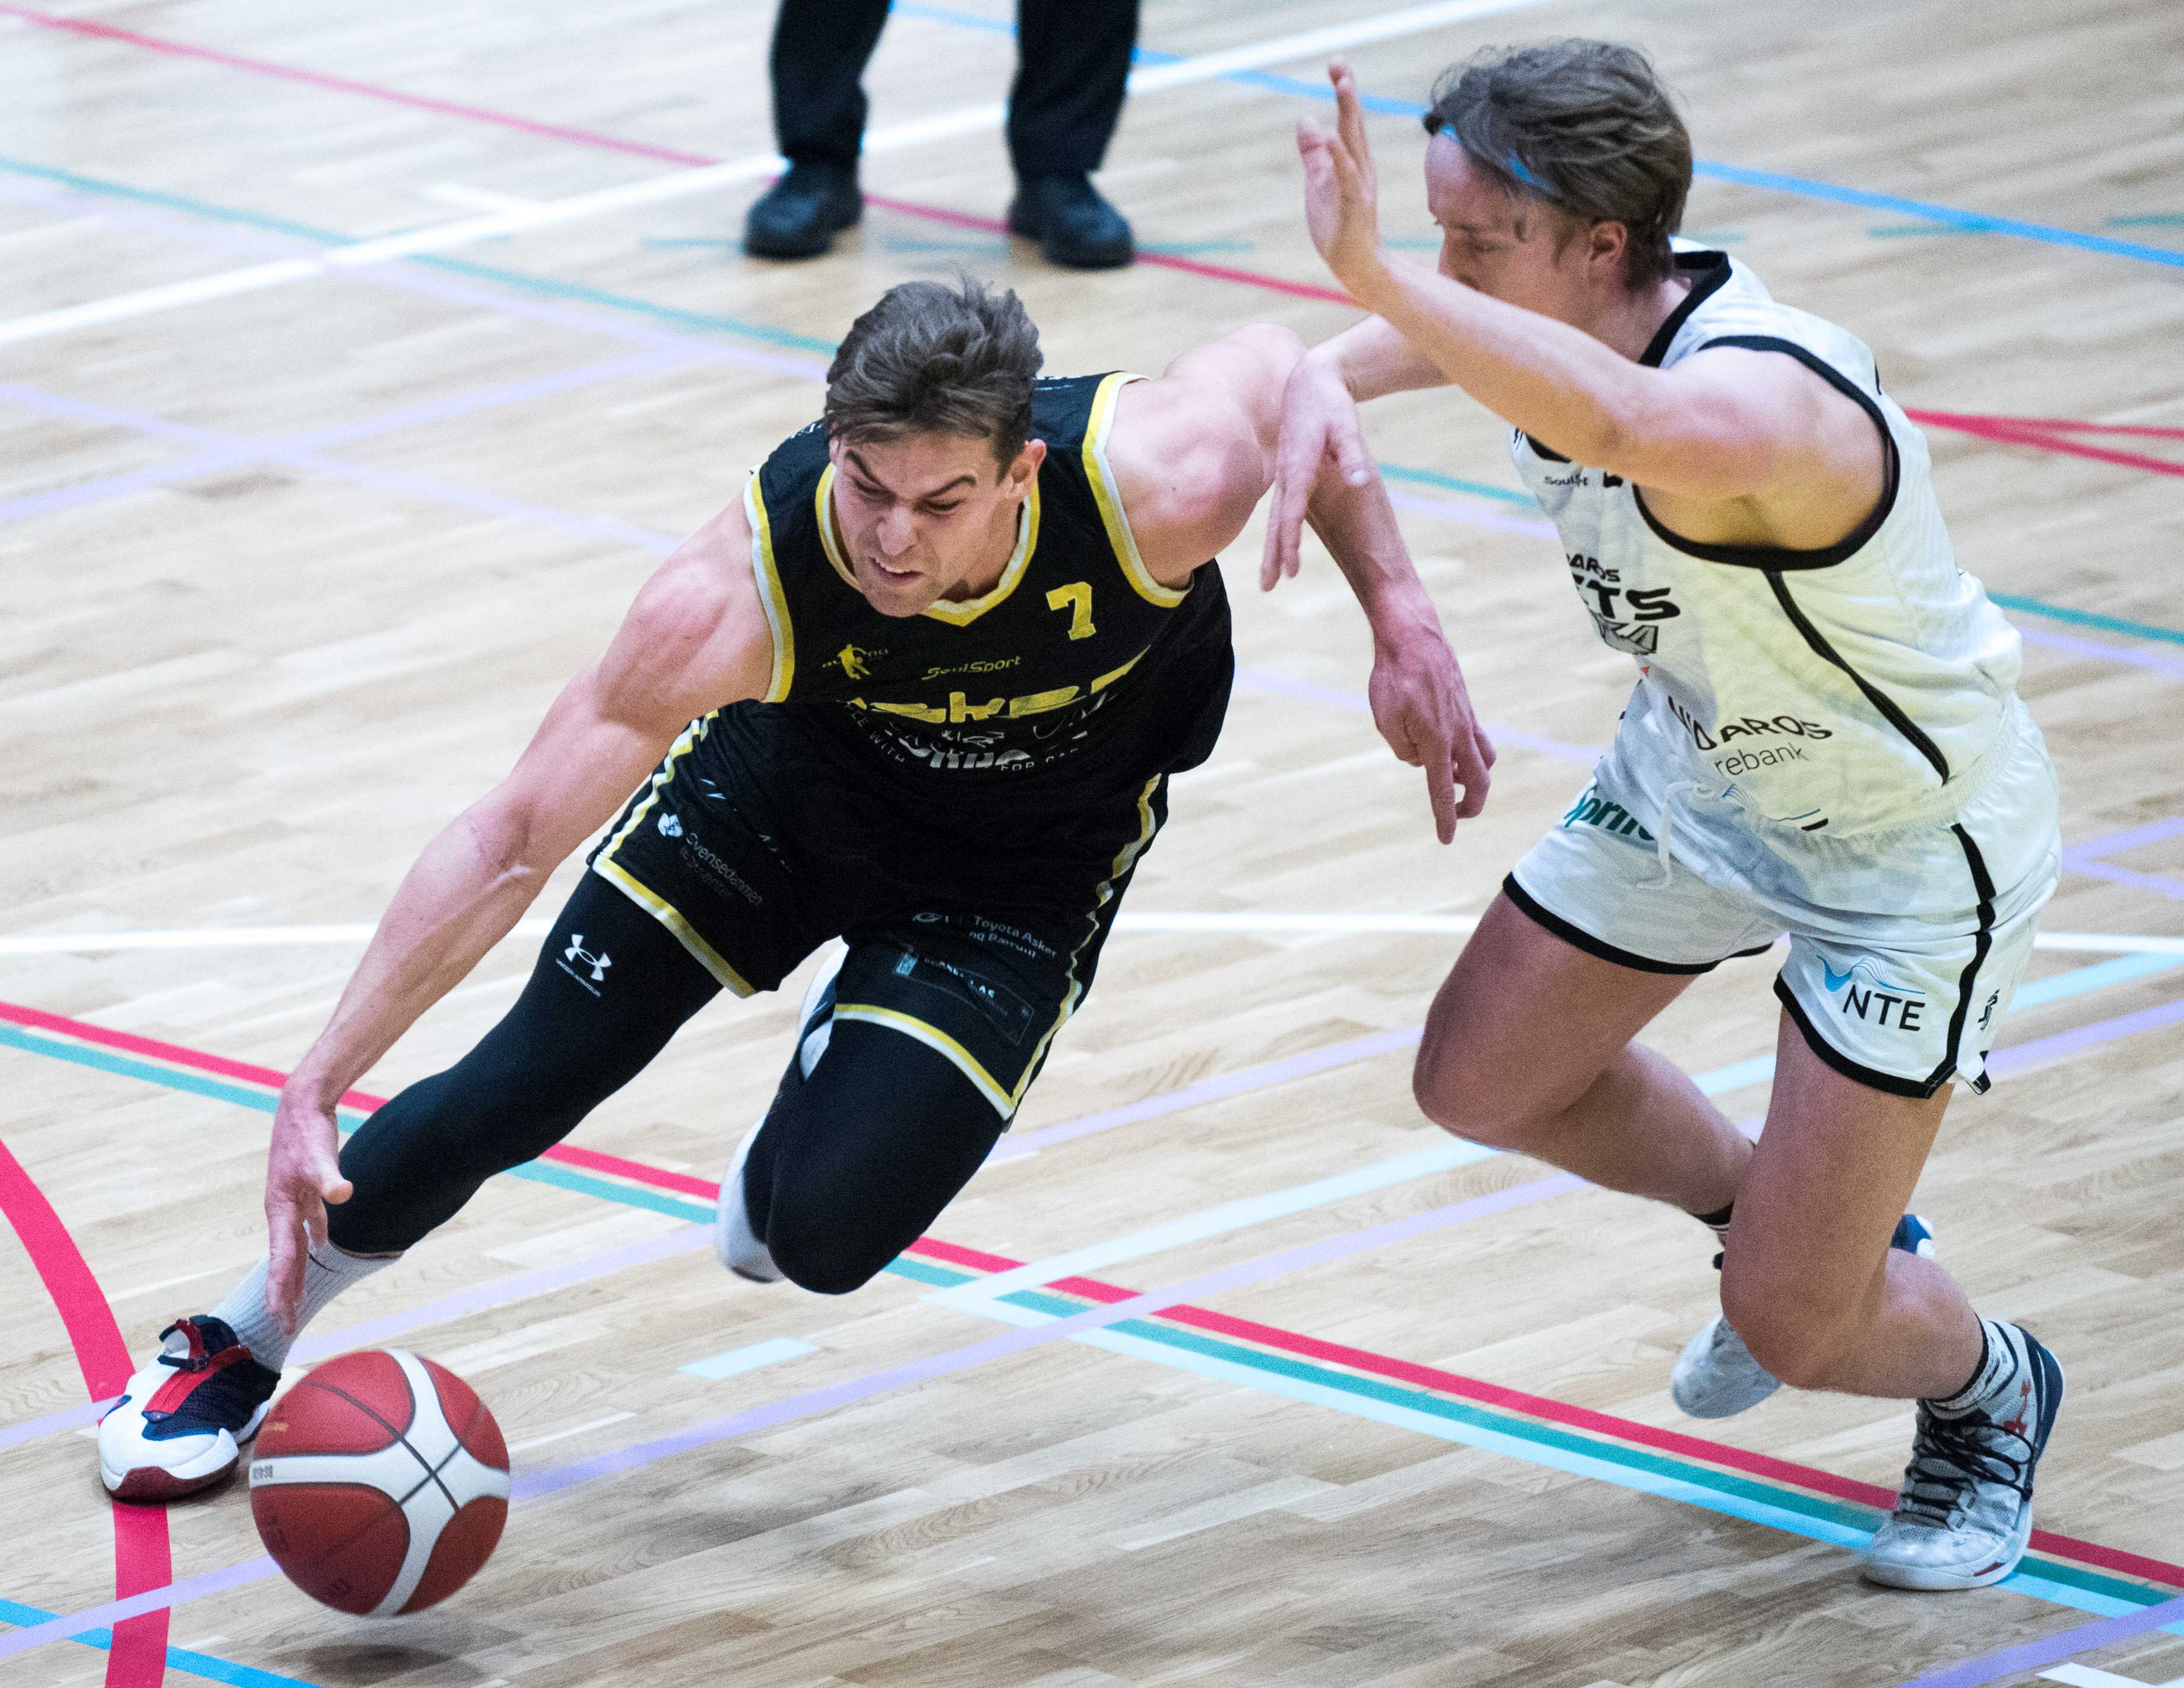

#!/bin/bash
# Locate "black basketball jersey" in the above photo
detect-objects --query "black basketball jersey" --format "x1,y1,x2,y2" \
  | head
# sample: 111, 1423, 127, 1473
743, 372, 1232, 798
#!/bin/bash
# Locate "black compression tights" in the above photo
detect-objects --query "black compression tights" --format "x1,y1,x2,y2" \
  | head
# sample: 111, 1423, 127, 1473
328, 873, 1007, 1293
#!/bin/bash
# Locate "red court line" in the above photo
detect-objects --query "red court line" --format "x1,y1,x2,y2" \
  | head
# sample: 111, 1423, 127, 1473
0, 4, 713, 170
1909, 410, 2184, 444
1906, 411, 2184, 481
920, 1243, 2184, 1594
12, 993, 2183, 1595
0, 1138, 173, 1686
22, 0, 2184, 486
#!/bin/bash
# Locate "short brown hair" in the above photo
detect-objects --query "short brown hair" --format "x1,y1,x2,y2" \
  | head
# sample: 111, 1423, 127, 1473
1423, 40, 1691, 289
824, 278, 1044, 470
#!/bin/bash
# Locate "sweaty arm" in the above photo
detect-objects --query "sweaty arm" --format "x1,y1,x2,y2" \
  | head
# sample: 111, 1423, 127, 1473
261, 499, 775, 1323
1107, 326, 1494, 840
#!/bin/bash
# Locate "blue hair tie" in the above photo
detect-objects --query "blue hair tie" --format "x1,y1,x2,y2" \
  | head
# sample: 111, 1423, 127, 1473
1437, 126, 1548, 194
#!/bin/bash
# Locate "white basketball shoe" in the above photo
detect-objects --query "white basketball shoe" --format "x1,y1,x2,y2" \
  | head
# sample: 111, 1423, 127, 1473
1863, 1322, 2065, 1590
98, 1316, 281, 1499
714, 940, 844, 1282
1672, 1214, 1936, 1420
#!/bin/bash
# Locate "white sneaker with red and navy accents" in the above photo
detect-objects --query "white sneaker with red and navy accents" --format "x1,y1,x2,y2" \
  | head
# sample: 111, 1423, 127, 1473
97, 1316, 281, 1500
1862, 1321, 2065, 1591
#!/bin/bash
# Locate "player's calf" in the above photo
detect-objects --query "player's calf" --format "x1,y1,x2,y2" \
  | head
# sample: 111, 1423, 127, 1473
1673, 1214, 1935, 1418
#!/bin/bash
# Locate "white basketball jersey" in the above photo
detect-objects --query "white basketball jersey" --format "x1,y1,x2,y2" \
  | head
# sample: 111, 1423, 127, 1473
1510, 250, 2024, 838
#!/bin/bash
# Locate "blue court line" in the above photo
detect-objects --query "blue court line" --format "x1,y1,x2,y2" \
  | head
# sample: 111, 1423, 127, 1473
680, 1336, 817, 1380
1377, 461, 1535, 506
893, 4, 2184, 271
0, 1023, 718, 1222
1988, 593, 2184, 650
0, 1595, 324, 1687
11, 156, 2184, 654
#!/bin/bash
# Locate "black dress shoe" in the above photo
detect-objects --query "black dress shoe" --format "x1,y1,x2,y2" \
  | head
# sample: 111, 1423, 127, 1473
744, 161, 861, 259
1007, 173, 1134, 270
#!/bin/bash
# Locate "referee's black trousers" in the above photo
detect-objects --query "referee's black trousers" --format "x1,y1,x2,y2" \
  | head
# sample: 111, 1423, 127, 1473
768, 0, 1142, 178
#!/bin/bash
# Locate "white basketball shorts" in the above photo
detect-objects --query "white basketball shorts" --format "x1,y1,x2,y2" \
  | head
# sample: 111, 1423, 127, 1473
1505, 700, 2061, 1098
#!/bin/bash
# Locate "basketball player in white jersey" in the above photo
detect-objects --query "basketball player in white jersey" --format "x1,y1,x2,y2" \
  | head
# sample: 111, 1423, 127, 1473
1264, 43, 2065, 1591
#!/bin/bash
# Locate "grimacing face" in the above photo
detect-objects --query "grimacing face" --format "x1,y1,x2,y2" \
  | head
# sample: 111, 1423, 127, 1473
1422, 131, 1616, 327
826, 430, 1047, 617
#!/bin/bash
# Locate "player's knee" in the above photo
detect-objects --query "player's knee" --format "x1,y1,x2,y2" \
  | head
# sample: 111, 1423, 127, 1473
1411, 1033, 1558, 1150
1720, 1272, 1859, 1392
764, 1188, 893, 1297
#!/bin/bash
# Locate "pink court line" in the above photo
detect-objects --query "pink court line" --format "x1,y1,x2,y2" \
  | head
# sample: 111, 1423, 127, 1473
0, 1138, 171, 1685
0, 1183, 1596, 1662
9, 182, 2177, 698
12, 0, 2179, 489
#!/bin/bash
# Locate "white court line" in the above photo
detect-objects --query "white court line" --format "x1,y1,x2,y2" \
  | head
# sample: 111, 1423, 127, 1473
3, 919, 2178, 956
679, 1336, 820, 1381
421, 182, 541, 214
925, 1137, 1498, 1311
2042, 1667, 2178, 1687
0, 0, 1546, 349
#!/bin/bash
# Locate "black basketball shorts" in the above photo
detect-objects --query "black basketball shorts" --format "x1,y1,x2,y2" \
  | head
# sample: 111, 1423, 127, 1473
586, 702, 1169, 1118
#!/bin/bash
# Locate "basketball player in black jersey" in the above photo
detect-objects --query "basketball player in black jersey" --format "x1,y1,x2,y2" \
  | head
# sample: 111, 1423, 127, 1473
99, 277, 1495, 1500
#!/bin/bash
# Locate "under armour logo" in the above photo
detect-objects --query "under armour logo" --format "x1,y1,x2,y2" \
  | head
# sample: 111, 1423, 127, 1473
563, 936, 611, 982
657, 811, 683, 837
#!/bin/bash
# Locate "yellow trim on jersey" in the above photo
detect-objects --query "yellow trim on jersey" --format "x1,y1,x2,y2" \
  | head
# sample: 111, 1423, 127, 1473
813, 464, 858, 591
598, 714, 712, 860
831, 1005, 1016, 1114
744, 474, 794, 702
814, 463, 1042, 626
591, 857, 757, 997
1083, 372, 1189, 609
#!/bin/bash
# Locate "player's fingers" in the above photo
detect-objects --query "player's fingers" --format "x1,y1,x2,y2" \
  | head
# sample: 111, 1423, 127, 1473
1456, 728, 1495, 819
321, 1172, 354, 1205
1330, 59, 1372, 170
267, 1221, 304, 1333
1423, 743, 1459, 845
1332, 413, 1374, 488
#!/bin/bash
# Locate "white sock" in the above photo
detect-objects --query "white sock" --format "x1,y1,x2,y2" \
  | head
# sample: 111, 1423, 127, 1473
1926, 1318, 2018, 1418
209, 1240, 398, 1373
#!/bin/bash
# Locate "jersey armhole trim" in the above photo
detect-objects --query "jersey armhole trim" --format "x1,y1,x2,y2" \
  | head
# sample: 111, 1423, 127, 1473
1630, 335, 1901, 571
745, 474, 795, 702
1084, 371, 1190, 608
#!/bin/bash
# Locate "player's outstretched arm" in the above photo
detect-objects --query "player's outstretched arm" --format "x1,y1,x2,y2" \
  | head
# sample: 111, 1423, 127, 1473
1110, 328, 1493, 841
261, 501, 775, 1326
1295, 61, 1868, 511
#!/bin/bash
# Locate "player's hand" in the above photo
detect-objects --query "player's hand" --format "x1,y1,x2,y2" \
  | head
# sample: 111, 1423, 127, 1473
1368, 621, 1497, 843
1297, 59, 1388, 299
264, 1084, 354, 1334
1261, 350, 1376, 590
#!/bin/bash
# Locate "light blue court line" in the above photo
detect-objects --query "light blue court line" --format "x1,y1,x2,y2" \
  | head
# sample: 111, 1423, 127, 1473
0, 1595, 324, 1688
2110, 214, 2184, 229
1688, 950, 2184, 1098
1988, 593, 2184, 650
1377, 461, 1536, 506
1868, 222, 1988, 239
18, 148, 2184, 656
680, 1336, 818, 1380
925, 1136, 1500, 1310
892, 7, 2184, 271
1688, 161, 2184, 272
640, 236, 740, 249
0, 1022, 718, 1222
0, 153, 838, 360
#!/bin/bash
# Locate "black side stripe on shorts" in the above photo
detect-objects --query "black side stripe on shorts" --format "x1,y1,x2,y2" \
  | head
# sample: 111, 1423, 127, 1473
1930, 824, 1998, 1092
1764, 569, 1952, 784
